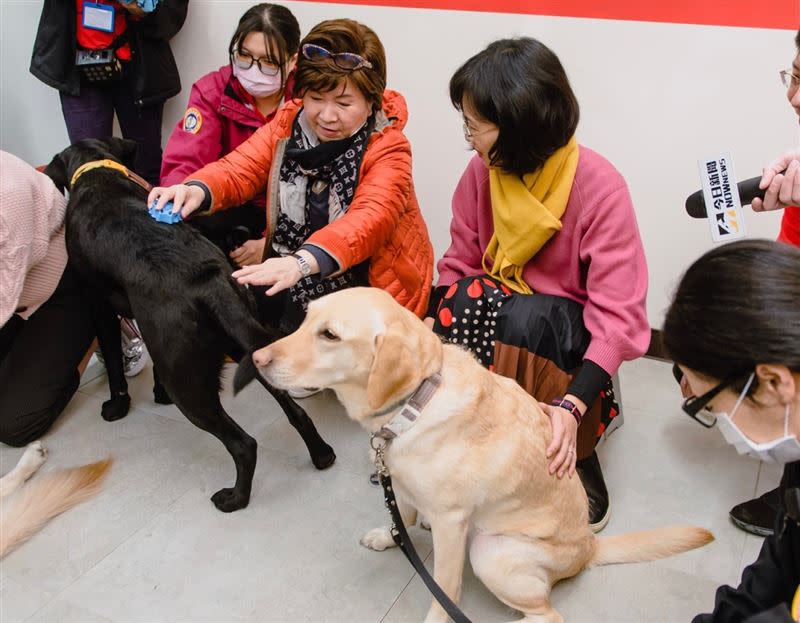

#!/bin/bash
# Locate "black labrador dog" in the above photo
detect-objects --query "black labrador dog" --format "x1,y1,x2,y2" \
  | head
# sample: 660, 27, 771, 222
44, 138, 335, 512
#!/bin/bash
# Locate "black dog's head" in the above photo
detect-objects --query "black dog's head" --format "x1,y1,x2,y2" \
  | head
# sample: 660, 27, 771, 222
43, 137, 138, 194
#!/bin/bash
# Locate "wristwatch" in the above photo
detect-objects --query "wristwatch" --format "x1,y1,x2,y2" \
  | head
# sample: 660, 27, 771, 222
291, 253, 312, 278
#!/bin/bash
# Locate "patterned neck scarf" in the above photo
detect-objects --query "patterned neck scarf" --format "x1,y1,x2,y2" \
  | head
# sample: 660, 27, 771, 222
272, 110, 374, 316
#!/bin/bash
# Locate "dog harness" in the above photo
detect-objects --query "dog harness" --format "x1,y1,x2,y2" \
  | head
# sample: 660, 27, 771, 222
372, 373, 442, 440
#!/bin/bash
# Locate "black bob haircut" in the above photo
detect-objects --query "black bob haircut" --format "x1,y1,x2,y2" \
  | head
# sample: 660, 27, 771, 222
450, 37, 579, 177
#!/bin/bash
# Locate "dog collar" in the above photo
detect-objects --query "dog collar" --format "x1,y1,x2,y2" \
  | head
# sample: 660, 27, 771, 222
373, 373, 442, 440
70, 159, 152, 192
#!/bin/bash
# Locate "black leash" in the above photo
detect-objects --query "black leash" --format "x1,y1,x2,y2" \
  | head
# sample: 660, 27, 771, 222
377, 472, 473, 623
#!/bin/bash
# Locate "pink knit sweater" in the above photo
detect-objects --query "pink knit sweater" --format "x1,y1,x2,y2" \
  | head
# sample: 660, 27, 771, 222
436, 147, 650, 376
0, 151, 68, 324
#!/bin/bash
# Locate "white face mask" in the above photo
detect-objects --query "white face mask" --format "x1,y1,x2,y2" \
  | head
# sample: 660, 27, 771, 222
715, 373, 800, 464
232, 63, 282, 98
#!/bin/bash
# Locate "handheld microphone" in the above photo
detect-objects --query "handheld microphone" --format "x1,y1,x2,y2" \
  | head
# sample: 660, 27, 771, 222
685, 175, 767, 218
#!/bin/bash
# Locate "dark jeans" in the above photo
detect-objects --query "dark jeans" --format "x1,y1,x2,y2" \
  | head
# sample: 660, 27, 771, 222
0, 264, 95, 446
60, 78, 164, 185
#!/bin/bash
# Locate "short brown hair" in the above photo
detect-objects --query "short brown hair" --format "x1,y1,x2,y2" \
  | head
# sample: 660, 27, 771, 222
294, 19, 386, 112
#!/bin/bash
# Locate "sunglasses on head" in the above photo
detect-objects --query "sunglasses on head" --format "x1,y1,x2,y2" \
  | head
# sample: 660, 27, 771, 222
301, 43, 373, 71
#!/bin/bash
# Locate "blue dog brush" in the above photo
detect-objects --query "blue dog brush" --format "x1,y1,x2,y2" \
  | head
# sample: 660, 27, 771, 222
149, 200, 183, 224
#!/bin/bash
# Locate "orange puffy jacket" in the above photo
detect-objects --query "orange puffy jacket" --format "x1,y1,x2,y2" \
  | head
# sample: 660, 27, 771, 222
185, 90, 433, 317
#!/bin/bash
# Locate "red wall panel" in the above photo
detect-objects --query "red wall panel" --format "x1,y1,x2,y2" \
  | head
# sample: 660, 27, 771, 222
294, 0, 799, 30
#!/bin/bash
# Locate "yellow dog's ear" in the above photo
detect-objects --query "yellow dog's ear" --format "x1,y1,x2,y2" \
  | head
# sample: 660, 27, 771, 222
366, 316, 444, 411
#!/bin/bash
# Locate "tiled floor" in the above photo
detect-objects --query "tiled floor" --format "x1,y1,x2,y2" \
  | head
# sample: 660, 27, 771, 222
0, 358, 776, 623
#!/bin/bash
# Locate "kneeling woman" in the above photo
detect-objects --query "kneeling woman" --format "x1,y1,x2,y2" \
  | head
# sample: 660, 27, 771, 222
160, 3, 300, 264
150, 18, 432, 334
663, 240, 800, 621
0, 152, 95, 445
427, 38, 649, 531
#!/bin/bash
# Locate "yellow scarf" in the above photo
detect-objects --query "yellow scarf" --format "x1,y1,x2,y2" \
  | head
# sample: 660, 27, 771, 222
483, 136, 579, 294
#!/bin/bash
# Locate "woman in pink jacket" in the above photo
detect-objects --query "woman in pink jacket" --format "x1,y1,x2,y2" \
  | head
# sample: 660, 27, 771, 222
0, 152, 95, 446
160, 3, 299, 265
427, 38, 650, 532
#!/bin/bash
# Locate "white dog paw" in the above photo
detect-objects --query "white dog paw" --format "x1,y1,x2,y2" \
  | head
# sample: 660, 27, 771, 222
420, 518, 431, 531
19, 441, 47, 475
360, 527, 397, 551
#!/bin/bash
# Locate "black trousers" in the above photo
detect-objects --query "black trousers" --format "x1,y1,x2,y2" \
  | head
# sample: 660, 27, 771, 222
0, 264, 95, 446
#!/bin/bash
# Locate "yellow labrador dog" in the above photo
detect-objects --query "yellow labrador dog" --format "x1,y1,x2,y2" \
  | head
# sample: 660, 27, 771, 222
251, 287, 712, 623
0, 441, 111, 558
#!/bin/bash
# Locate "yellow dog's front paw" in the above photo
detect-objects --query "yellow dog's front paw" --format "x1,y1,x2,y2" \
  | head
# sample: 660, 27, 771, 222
360, 527, 397, 551
19, 441, 47, 475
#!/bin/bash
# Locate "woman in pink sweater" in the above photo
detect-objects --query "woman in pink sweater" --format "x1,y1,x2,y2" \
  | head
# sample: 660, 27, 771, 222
0, 152, 95, 446
427, 38, 649, 531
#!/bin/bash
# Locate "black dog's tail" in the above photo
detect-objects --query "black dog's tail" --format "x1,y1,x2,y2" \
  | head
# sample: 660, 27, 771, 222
233, 349, 261, 396
200, 280, 272, 396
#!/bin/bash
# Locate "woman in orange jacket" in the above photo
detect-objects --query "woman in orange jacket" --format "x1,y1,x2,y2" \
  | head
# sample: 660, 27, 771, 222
149, 18, 432, 333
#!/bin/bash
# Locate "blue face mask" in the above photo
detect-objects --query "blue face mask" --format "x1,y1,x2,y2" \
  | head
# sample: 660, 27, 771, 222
714, 373, 800, 464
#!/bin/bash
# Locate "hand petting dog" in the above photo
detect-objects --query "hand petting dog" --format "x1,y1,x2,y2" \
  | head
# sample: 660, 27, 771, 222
147, 184, 205, 219
540, 401, 579, 479
233, 250, 320, 295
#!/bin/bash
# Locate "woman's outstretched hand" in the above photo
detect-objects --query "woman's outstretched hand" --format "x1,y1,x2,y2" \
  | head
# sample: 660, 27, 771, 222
147, 184, 205, 219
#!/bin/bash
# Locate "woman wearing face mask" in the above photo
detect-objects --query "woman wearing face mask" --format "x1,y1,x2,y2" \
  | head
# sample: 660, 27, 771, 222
149, 19, 432, 338
663, 239, 800, 623
159, 3, 299, 265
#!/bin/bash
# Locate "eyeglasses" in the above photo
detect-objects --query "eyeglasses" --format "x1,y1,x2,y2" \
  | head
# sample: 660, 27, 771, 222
462, 118, 497, 144
780, 69, 800, 89
232, 51, 281, 77
462, 120, 474, 141
301, 43, 373, 71
681, 372, 749, 428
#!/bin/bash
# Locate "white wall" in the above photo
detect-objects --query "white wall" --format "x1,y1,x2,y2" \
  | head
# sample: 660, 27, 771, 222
2, 0, 797, 326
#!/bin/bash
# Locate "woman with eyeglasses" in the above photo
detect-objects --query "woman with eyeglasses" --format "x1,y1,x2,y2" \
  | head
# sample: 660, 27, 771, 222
674, 29, 800, 541
425, 38, 649, 532
149, 19, 432, 340
753, 29, 799, 246
159, 4, 300, 265
663, 239, 800, 622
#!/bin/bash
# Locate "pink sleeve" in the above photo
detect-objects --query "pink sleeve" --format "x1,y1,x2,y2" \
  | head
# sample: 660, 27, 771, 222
160, 82, 224, 186
579, 185, 650, 375
436, 159, 487, 287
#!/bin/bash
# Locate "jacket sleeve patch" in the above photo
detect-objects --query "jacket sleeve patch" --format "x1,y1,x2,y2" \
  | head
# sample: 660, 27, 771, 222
182, 107, 203, 134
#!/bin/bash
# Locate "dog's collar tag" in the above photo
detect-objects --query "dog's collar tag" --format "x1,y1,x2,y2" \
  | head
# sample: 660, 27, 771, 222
377, 373, 442, 440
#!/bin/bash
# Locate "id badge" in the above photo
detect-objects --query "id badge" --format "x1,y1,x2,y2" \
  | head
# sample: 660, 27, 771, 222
83, 2, 116, 33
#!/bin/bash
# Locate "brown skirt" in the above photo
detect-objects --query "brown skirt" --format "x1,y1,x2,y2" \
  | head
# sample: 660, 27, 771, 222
432, 276, 621, 460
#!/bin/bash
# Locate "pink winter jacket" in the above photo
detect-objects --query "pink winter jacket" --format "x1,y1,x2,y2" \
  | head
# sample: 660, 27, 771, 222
436, 147, 650, 376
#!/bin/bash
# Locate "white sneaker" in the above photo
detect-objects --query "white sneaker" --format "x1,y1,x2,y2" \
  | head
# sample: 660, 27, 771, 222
288, 387, 321, 399
123, 337, 150, 377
